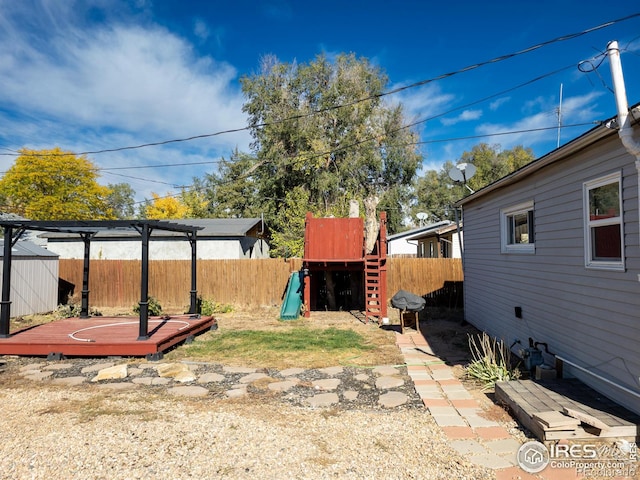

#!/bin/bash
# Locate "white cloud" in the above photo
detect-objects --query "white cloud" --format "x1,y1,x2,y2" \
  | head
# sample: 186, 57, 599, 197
0, 0, 251, 201
489, 97, 510, 110
474, 91, 603, 153
440, 109, 483, 126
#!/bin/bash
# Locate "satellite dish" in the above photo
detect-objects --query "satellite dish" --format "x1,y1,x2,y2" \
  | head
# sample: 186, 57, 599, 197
448, 162, 476, 183
416, 212, 428, 220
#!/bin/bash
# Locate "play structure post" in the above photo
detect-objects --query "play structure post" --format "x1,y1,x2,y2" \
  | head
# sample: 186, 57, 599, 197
0, 226, 12, 337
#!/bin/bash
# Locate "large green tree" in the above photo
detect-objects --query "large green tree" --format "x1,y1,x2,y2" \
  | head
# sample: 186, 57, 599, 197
412, 143, 535, 224
0, 148, 114, 220
238, 53, 422, 256
106, 183, 136, 219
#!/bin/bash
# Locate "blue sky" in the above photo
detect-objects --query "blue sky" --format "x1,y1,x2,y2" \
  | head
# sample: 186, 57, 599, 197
0, 0, 639, 205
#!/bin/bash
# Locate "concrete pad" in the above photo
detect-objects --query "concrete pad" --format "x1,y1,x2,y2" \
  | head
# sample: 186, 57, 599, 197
151, 377, 171, 386
312, 378, 341, 391
96, 382, 138, 391
197, 372, 226, 384
432, 414, 467, 427
81, 362, 115, 374
168, 385, 209, 397
19, 363, 47, 372
23, 371, 53, 381
375, 376, 404, 389
225, 387, 248, 398
443, 390, 473, 400
430, 369, 455, 380
239, 372, 268, 383
484, 438, 521, 456
318, 366, 343, 376
267, 380, 299, 392
429, 406, 459, 416
343, 390, 359, 401
465, 415, 501, 428
51, 376, 86, 386
354, 373, 369, 382
476, 426, 512, 440
494, 466, 540, 480
441, 426, 476, 439
132, 377, 154, 385
223, 366, 256, 374
372, 365, 399, 376
43, 363, 74, 371
306, 393, 339, 407
279, 367, 305, 377
449, 439, 488, 456
378, 391, 408, 408
422, 398, 450, 408
468, 453, 514, 469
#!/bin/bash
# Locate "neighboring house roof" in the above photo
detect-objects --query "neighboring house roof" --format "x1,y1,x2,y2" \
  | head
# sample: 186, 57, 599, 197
0, 240, 59, 258
455, 103, 640, 207
39, 218, 266, 240
387, 221, 453, 242
405, 222, 459, 241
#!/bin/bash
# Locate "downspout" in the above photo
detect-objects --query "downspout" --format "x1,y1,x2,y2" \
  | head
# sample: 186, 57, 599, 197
608, 41, 640, 255
607, 41, 640, 160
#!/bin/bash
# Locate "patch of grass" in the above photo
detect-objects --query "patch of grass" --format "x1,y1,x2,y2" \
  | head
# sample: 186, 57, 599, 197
167, 326, 378, 369
465, 332, 520, 390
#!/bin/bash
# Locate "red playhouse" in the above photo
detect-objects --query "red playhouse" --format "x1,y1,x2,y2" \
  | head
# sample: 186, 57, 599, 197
301, 212, 387, 323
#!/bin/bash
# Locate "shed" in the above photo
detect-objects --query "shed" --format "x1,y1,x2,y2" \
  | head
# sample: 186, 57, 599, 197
39, 218, 269, 260
0, 240, 59, 316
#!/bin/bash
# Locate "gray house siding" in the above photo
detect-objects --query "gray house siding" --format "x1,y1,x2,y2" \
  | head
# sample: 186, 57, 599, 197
461, 131, 640, 415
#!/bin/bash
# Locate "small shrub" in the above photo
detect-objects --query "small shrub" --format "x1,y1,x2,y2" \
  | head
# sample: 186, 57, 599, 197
133, 296, 163, 316
465, 332, 520, 390
54, 303, 101, 319
195, 297, 233, 315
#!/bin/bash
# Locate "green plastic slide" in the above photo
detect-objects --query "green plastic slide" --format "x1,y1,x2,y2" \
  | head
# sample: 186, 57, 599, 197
280, 272, 302, 320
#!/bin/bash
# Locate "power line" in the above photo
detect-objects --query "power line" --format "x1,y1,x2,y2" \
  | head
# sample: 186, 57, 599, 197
0, 12, 637, 160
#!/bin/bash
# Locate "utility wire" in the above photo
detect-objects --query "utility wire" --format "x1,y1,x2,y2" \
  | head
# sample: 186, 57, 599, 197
0, 12, 637, 160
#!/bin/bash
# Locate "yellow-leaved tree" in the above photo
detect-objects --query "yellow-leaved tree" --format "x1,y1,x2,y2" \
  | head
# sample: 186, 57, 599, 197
143, 193, 189, 219
0, 148, 115, 220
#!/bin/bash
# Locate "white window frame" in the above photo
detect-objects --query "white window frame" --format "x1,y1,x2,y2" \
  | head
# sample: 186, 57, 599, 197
583, 171, 624, 271
500, 200, 535, 254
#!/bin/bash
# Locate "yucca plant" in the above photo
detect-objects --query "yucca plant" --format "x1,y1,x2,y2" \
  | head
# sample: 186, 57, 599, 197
466, 332, 520, 390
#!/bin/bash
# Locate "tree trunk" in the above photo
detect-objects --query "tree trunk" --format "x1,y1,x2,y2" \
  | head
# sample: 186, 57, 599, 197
364, 195, 379, 254
324, 272, 337, 310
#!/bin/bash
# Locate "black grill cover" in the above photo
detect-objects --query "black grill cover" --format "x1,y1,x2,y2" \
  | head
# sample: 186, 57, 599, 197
390, 290, 426, 312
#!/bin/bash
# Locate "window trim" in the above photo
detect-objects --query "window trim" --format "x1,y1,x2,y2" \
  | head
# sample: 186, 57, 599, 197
583, 171, 624, 271
500, 200, 535, 254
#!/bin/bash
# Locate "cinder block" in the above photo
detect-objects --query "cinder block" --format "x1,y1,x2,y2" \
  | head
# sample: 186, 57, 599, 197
535, 365, 557, 380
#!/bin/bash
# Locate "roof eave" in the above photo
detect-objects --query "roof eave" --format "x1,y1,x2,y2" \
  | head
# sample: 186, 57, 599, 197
455, 122, 617, 207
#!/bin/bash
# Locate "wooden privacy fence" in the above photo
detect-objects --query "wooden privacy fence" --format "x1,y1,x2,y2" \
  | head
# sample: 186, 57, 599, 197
59, 258, 463, 309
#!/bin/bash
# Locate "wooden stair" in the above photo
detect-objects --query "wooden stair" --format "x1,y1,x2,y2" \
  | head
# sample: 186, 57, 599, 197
364, 212, 388, 324
365, 254, 382, 323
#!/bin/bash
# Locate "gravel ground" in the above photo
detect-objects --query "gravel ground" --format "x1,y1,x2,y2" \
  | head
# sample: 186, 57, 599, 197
0, 375, 494, 480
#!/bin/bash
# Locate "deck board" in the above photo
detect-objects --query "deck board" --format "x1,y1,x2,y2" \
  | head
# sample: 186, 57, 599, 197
496, 379, 640, 442
0, 314, 216, 357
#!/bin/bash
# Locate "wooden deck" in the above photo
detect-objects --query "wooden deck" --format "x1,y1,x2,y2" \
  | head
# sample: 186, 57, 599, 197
496, 379, 640, 442
0, 314, 216, 358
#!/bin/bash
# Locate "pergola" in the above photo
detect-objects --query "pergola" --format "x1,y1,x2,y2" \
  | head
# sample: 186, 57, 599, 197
0, 220, 202, 340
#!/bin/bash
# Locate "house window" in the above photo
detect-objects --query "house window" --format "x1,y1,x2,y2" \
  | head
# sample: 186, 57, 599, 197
501, 201, 535, 254
584, 172, 624, 270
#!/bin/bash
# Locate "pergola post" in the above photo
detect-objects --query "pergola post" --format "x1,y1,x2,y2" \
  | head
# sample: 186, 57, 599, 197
188, 232, 198, 314
79, 233, 92, 318
0, 226, 13, 337
138, 223, 150, 340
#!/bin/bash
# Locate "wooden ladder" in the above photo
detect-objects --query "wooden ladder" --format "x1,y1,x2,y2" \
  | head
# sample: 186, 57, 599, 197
364, 254, 382, 324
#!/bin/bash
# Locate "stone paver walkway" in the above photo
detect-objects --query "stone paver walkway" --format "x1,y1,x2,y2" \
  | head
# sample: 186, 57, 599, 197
396, 329, 579, 480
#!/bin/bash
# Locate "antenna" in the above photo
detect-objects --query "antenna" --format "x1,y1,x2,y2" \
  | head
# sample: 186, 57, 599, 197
556, 83, 563, 148
448, 163, 476, 193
